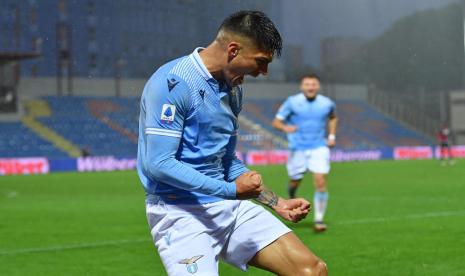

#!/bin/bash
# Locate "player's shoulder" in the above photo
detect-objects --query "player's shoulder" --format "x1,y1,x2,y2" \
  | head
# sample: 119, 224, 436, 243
148, 57, 187, 83
317, 94, 335, 106
287, 93, 305, 103
144, 57, 190, 95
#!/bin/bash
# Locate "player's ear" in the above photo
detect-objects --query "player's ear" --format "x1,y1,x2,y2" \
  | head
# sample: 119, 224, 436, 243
227, 42, 240, 62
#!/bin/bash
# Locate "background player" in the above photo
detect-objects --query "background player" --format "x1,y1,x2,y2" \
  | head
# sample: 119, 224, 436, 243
137, 11, 327, 275
437, 125, 454, 165
272, 74, 338, 232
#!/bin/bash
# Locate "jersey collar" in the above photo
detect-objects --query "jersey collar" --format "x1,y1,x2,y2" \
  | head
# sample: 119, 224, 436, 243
190, 47, 215, 81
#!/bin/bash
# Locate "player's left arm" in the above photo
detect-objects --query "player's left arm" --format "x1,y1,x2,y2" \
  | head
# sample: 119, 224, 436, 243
327, 103, 338, 147
255, 185, 310, 223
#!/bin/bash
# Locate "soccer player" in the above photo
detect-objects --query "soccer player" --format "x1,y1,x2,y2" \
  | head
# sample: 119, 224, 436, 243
137, 11, 327, 276
272, 74, 338, 232
437, 125, 454, 165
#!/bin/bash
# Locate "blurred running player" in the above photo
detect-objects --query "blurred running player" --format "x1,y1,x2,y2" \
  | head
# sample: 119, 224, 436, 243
273, 74, 338, 232
137, 11, 327, 275
437, 125, 454, 165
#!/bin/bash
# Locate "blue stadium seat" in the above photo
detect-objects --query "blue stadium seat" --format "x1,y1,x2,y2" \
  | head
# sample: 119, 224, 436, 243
0, 122, 67, 158
0, 96, 433, 158
241, 98, 432, 150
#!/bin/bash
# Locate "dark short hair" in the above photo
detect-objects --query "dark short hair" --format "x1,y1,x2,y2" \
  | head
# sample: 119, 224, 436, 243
301, 73, 321, 82
218, 10, 282, 57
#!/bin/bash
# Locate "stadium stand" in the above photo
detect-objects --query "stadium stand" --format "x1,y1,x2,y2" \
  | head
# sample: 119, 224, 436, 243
0, 122, 67, 158
37, 96, 137, 158
242, 98, 432, 150
0, 96, 433, 158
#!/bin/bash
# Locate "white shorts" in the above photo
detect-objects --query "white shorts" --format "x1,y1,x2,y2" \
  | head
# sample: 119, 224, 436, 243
146, 198, 291, 276
287, 146, 331, 180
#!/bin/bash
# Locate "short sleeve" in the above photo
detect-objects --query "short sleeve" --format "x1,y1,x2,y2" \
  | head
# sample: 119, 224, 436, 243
329, 99, 336, 116
275, 98, 292, 121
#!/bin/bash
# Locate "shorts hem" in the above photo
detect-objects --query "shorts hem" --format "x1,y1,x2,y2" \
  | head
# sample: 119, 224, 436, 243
288, 173, 305, 180
239, 227, 292, 271
308, 168, 330, 174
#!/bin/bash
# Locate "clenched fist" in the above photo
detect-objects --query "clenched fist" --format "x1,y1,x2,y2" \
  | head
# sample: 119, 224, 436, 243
274, 198, 311, 223
235, 171, 264, 199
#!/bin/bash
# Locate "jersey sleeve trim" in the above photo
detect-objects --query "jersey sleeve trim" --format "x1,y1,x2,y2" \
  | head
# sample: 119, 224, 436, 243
145, 127, 182, 138
275, 114, 286, 120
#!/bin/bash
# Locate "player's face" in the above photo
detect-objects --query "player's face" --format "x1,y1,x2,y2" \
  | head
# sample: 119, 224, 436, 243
301, 78, 320, 99
224, 43, 272, 87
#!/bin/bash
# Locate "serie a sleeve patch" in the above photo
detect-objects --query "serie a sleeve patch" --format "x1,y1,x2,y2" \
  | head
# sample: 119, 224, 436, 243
160, 104, 176, 123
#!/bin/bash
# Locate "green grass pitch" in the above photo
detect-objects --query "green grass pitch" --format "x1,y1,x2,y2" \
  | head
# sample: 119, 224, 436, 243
1, 159, 464, 275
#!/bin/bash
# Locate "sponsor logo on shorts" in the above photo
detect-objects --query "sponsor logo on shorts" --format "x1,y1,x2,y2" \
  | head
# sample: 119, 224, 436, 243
178, 255, 204, 274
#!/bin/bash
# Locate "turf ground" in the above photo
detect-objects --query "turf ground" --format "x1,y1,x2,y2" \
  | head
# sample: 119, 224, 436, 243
1, 159, 464, 275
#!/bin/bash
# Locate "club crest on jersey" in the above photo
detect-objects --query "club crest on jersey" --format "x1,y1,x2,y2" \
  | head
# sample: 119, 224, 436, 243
178, 255, 204, 274
161, 104, 176, 123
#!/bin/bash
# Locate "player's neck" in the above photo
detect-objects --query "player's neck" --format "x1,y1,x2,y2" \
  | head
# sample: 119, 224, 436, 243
198, 43, 226, 82
304, 95, 317, 101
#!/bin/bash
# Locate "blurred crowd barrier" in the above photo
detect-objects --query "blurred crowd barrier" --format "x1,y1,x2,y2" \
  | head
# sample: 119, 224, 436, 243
1, 145, 464, 175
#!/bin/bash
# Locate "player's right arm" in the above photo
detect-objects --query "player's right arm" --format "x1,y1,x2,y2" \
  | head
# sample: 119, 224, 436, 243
327, 101, 338, 147
272, 99, 297, 133
254, 181, 310, 223
141, 74, 261, 199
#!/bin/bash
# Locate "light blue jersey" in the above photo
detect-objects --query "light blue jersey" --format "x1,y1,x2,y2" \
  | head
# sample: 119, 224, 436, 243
137, 48, 248, 204
276, 93, 335, 150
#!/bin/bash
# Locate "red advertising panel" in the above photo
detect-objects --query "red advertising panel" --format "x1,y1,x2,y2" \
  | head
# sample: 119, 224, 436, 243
434, 145, 465, 158
246, 150, 289, 165
0, 158, 49, 175
393, 146, 433, 160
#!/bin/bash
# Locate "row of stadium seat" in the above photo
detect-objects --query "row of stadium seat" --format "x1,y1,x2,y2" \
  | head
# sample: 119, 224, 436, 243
241, 98, 432, 150
0, 122, 67, 157
39, 96, 137, 157
0, 96, 432, 158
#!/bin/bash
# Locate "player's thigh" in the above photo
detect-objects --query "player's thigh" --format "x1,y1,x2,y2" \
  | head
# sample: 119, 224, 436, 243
249, 231, 327, 276
308, 147, 330, 176
287, 150, 307, 180
146, 203, 219, 276
220, 201, 291, 271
